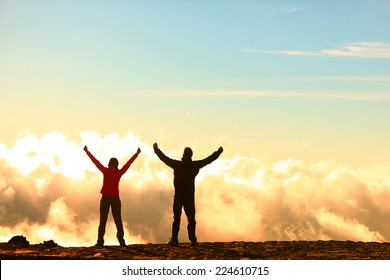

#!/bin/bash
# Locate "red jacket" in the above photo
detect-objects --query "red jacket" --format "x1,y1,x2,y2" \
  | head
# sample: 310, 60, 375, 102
86, 150, 139, 196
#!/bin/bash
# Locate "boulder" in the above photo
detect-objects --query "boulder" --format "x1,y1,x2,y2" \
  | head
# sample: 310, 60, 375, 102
41, 240, 59, 247
8, 235, 30, 245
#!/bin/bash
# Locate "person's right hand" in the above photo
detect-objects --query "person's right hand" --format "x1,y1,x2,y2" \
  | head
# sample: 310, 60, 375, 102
83, 145, 88, 152
153, 143, 158, 150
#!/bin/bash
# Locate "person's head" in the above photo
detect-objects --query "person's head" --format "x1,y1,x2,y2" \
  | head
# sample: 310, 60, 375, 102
108, 157, 119, 169
182, 147, 193, 160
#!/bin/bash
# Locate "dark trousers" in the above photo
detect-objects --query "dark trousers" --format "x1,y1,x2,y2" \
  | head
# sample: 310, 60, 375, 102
172, 196, 197, 242
97, 195, 125, 245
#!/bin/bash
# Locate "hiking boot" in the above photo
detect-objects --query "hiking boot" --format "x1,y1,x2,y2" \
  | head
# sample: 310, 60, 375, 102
167, 238, 179, 246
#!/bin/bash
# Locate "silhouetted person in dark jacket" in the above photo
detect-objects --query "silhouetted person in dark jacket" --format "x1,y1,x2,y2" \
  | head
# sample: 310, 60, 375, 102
153, 143, 223, 246
84, 145, 141, 246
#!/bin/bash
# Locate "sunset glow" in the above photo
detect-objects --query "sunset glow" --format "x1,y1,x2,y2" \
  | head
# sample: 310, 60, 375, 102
1, 1, 389, 246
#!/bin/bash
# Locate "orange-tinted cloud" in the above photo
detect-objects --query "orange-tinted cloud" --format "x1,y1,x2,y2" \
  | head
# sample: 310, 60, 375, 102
1, 131, 389, 245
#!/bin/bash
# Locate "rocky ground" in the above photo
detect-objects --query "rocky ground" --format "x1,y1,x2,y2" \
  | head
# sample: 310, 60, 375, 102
2, 238, 390, 260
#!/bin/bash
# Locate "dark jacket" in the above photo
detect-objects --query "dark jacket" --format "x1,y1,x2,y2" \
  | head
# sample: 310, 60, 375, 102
154, 147, 222, 198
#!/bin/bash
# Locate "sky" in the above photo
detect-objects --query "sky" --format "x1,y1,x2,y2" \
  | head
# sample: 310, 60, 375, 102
1, 0, 390, 245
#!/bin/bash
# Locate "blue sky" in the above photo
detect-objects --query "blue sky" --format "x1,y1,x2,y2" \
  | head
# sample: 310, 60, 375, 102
1, 0, 390, 163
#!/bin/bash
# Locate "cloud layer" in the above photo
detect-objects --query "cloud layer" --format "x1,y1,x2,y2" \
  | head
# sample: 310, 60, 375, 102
1, 131, 390, 245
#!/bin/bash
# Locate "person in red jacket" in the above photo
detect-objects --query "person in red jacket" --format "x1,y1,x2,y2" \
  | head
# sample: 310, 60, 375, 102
153, 143, 223, 246
84, 145, 141, 246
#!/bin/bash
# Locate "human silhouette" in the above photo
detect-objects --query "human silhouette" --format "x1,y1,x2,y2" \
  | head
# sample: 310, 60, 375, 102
153, 143, 223, 246
84, 145, 141, 246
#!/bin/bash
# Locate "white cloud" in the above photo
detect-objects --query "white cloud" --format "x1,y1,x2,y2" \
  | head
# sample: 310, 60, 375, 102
243, 49, 318, 57
119, 86, 390, 101
244, 42, 390, 58
280, 7, 304, 14
183, 88, 390, 101
316, 208, 386, 242
1, 131, 390, 245
268, 7, 304, 14
322, 42, 390, 58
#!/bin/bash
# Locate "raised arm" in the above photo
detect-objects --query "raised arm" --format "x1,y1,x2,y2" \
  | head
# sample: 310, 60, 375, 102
84, 145, 105, 172
196, 146, 223, 168
153, 143, 178, 168
120, 148, 141, 175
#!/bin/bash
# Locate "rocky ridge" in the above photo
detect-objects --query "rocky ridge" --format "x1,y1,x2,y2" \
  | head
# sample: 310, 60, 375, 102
1, 236, 390, 260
